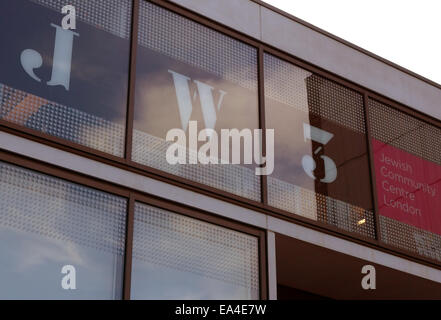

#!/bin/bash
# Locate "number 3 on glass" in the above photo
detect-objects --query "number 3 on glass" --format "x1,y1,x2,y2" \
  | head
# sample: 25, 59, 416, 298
301, 123, 337, 183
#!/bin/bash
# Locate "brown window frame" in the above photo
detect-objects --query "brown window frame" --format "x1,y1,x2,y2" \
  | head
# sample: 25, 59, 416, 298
0, 0, 441, 270
0, 149, 268, 300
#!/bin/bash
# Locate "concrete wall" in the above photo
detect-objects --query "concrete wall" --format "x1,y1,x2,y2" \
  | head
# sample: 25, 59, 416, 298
168, 0, 441, 121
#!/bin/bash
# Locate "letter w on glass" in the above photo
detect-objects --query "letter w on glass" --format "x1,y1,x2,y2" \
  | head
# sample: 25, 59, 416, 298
168, 70, 227, 132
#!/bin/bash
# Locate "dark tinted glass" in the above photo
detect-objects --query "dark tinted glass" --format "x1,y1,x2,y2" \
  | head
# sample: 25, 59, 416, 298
0, 0, 131, 156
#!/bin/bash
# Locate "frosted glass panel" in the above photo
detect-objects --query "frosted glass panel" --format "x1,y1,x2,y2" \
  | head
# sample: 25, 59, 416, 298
131, 202, 260, 299
0, 161, 127, 299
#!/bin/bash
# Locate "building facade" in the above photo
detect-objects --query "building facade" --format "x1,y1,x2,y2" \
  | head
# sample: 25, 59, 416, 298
0, 0, 441, 299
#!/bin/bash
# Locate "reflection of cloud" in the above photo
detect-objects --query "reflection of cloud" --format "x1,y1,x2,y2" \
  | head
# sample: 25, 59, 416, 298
139, 1, 258, 93
132, 68, 262, 200
0, 162, 127, 262
0, 162, 127, 299
132, 203, 260, 298
135, 61, 259, 137
30, 0, 132, 40
0, 224, 124, 299
132, 259, 258, 300
9, 229, 86, 272
263, 54, 312, 113
0, 209, 86, 273
71, 63, 112, 83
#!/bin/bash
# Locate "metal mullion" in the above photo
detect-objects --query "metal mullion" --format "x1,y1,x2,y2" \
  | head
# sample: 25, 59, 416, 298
258, 46, 268, 205
259, 230, 268, 300
363, 93, 381, 242
124, 0, 140, 161
123, 195, 136, 300
266, 231, 277, 300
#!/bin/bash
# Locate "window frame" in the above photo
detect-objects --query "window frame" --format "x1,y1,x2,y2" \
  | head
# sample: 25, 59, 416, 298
0, 0, 440, 270
0, 149, 268, 299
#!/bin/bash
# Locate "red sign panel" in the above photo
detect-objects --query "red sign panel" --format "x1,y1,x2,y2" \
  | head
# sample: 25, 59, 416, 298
373, 139, 441, 235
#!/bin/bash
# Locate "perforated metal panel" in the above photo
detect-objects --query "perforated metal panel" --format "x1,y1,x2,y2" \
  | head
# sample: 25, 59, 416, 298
132, 202, 260, 298
30, 0, 132, 39
369, 98, 441, 261
264, 54, 366, 133
0, 161, 127, 257
369, 98, 441, 165
138, 1, 257, 92
380, 216, 441, 261
0, 83, 125, 156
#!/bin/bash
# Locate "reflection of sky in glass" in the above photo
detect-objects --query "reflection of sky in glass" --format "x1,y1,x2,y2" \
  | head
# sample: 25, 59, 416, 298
263, 53, 375, 237
131, 261, 256, 300
131, 203, 259, 300
0, 162, 126, 299
133, 2, 261, 200
0, 0, 131, 156
264, 53, 372, 204
0, 228, 123, 299
138, 1, 258, 92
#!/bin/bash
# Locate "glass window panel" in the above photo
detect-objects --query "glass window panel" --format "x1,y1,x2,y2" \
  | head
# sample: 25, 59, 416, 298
131, 202, 260, 299
132, 1, 260, 200
264, 53, 375, 238
369, 98, 441, 262
0, 161, 127, 299
0, 0, 132, 156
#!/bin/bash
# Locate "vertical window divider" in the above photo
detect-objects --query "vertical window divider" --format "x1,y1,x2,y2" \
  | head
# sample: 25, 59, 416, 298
258, 46, 268, 205
363, 93, 382, 243
124, 0, 140, 161
123, 194, 136, 300
259, 230, 269, 300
